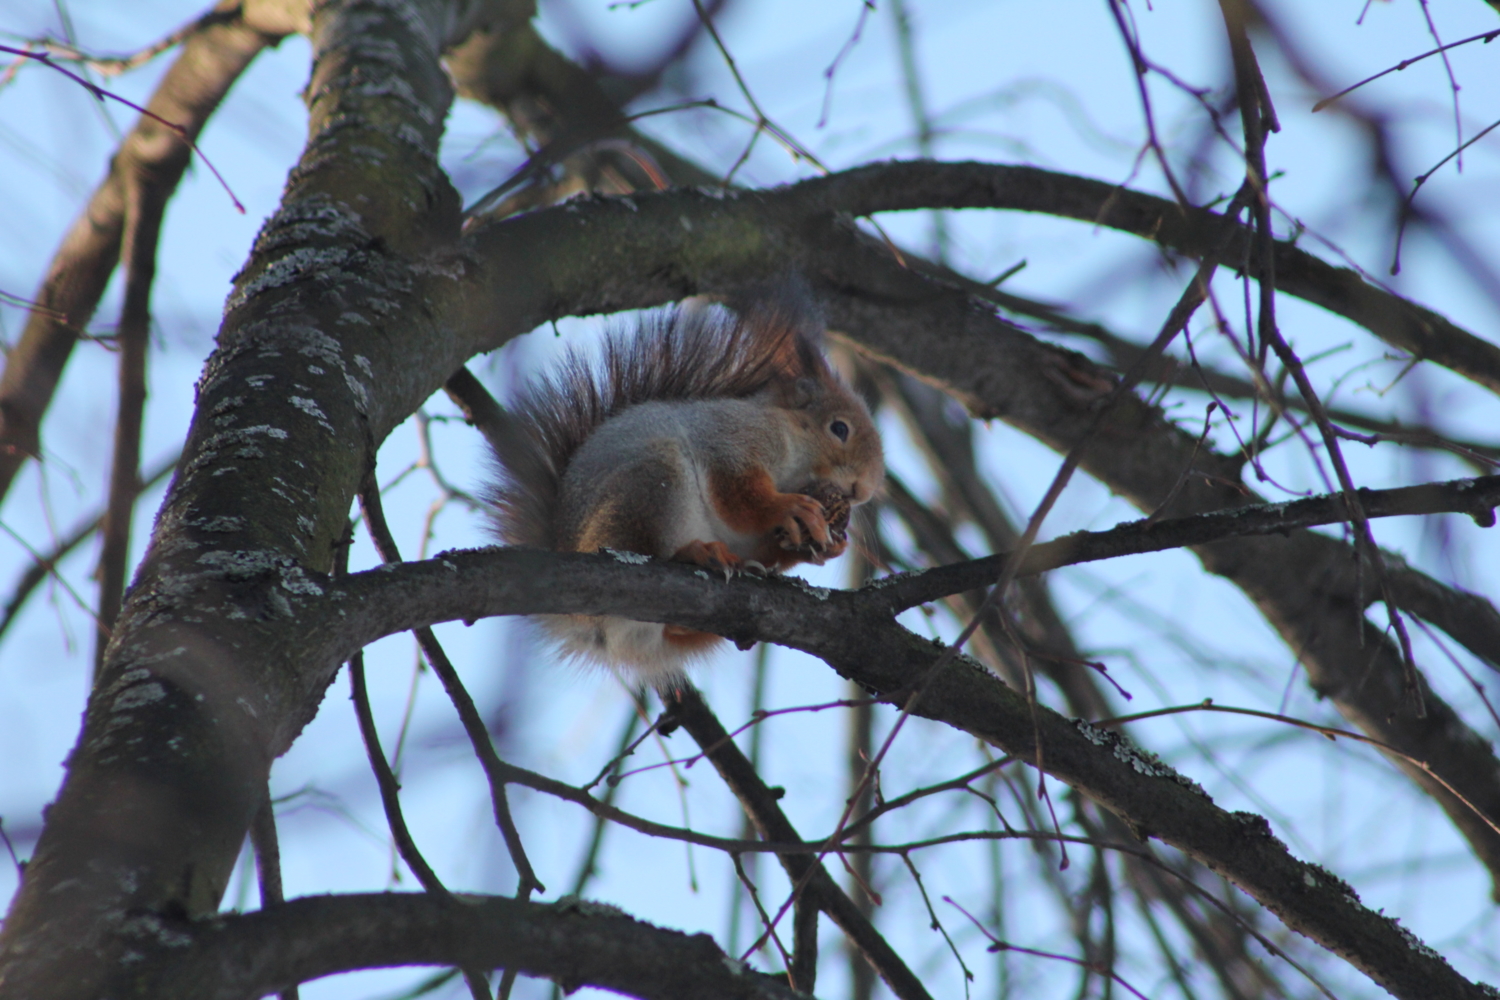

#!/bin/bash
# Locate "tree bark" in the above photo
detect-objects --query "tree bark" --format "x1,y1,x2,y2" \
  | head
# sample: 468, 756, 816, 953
0, 0, 472, 994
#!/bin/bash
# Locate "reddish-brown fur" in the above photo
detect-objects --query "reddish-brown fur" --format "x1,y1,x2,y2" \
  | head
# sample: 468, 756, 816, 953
485, 290, 882, 684
705, 466, 844, 571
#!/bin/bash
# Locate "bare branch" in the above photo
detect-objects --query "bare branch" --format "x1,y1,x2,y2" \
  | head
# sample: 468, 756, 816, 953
877, 482, 1500, 614
780, 160, 1500, 397
357, 475, 542, 898
314, 546, 1494, 1000
248, 788, 299, 1000
124, 892, 813, 1000
669, 687, 934, 1000
0, 2, 463, 994
0, 5, 283, 502
0, 450, 176, 643
440, 42, 1500, 876
94, 163, 165, 674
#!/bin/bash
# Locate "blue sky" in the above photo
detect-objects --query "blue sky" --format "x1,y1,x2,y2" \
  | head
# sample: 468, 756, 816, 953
3, 2, 1500, 997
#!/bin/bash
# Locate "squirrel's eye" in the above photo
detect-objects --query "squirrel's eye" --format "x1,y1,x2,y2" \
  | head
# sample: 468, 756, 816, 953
830, 420, 850, 443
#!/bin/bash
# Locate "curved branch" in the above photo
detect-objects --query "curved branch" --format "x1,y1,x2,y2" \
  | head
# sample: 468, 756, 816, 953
307, 546, 1491, 1000
124, 892, 811, 1000
437, 51, 1500, 881
787, 160, 1500, 397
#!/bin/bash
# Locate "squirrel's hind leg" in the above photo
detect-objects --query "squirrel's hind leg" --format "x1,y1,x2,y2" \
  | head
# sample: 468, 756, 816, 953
564, 444, 691, 557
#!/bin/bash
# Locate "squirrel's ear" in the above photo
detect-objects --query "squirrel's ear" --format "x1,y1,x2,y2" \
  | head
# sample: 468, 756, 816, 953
791, 326, 826, 375
756, 320, 827, 379
763, 374, 820, 409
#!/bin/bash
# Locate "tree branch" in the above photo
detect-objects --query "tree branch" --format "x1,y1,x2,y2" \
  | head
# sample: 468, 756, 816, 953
784, 160, 1500, 398
122, 892, 813, 1000
876, 474, 1500, 615
0, 1, 285, 502
439, 37, 1500, 879
357, 474, 543, 897
94, 161, 166, 674
309, 546, 1493, 1000
669, 687, 933, 1000
0, 1, 464, 995
0, 449, 176, 643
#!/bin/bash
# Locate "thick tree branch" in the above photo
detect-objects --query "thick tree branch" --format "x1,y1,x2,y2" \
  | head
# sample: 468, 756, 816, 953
119, 892, 812, 1000
0, 1, 466, 995
300, 547, 1491, 1000
785, 160, 1500, 397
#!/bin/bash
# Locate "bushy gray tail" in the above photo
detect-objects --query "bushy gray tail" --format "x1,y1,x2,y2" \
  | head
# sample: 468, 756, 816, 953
485, 298, 820, 550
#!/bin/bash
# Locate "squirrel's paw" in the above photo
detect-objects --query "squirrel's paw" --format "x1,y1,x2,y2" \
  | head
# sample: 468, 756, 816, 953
673, 539, 744, 581
773, 493, 833, 555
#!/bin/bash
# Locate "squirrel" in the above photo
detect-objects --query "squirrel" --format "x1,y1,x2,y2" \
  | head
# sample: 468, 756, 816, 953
484, 291, 884, 685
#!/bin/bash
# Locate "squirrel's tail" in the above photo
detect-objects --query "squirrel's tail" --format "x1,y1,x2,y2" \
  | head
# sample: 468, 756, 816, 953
485, 296, 820, 549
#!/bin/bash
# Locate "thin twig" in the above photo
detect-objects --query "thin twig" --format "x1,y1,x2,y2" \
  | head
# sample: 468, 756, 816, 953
32, 5, 239, 77
350, 653, 491, 1000
946, 897, 1151, 1000
1311, 28, 1500, 112
1415, 0, 1464, 170
670, 687, 934, 1000
357, 476, 543, 899
1222, 7, 1424, 713
249, 788, 299, 1000
1091, 699, 1500, 837
1392, 117, 1500, 276
730, 852, 795, 975
0, 45, 243, 212
0, 450, 177, 642
1106, 0, 1192, 207
902, 855, 974, 992
688, 0, 828, 172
